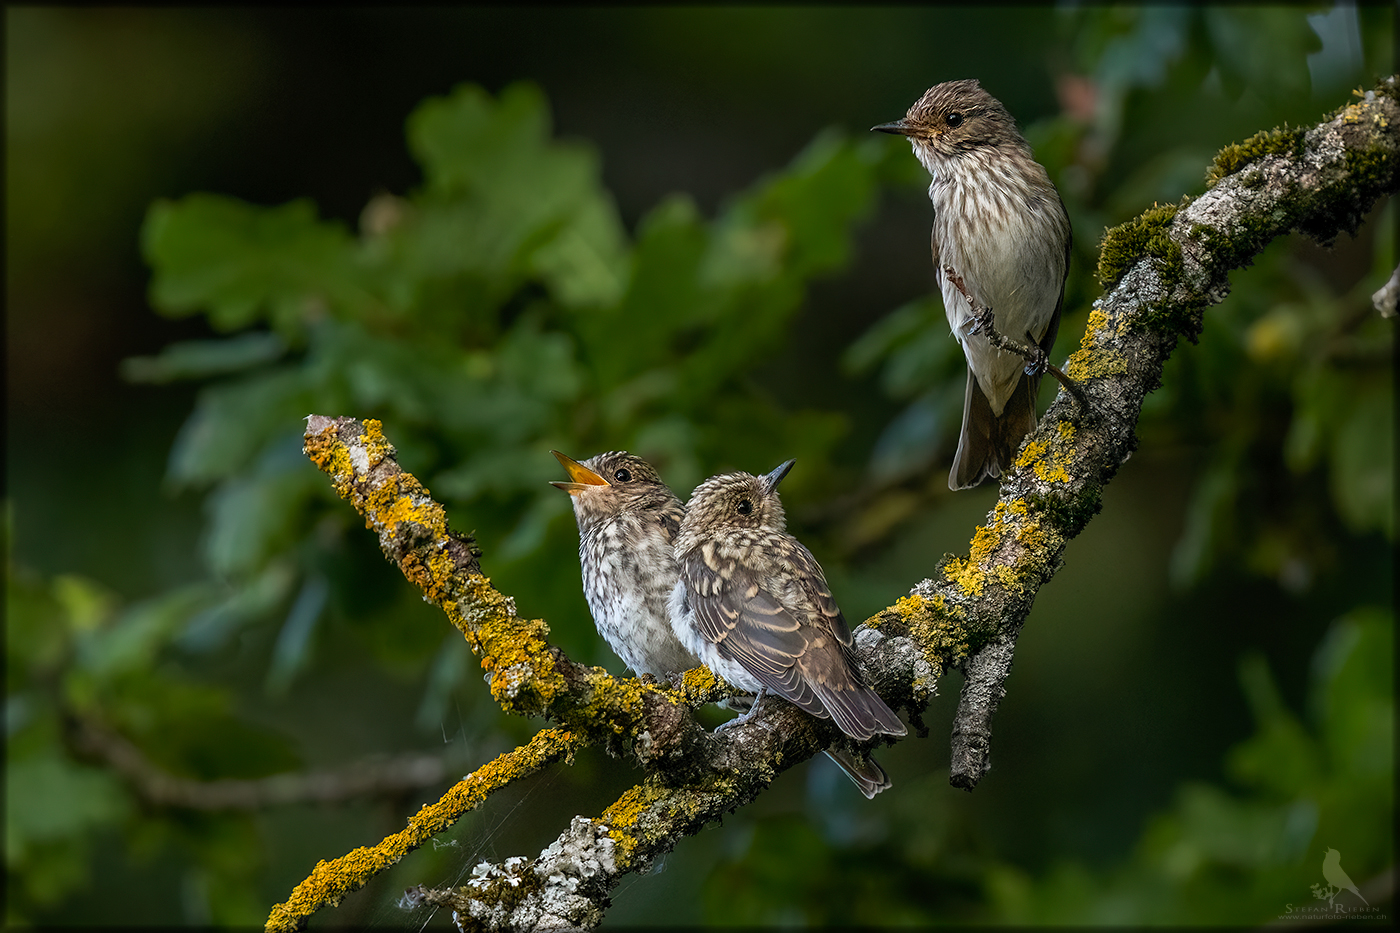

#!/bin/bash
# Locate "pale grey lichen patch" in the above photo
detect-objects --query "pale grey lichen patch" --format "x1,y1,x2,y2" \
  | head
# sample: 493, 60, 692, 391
532, 817, 616, 929
853, 626, 885, 651
350, 444, 371, 475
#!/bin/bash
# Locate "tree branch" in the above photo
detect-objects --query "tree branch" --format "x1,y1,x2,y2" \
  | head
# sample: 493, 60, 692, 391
944, 264, 1090, 409
266, 727, 587, 932
275, 80, 1398, 931
936, 79, 1399, 788
67, 713, 459, 811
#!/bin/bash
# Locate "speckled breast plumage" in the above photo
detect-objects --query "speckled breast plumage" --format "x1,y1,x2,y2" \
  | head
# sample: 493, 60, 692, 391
580, 510, 699, 678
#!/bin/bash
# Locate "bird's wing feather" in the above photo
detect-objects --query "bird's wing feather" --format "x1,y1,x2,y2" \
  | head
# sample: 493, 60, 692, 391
681, 546, 905, 740
780, 540, 854, 649
681, 555, 829, 719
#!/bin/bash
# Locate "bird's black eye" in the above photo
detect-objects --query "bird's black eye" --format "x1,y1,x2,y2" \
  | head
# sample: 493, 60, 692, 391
613, 468, 631, 483
946, 111, 964, 128
736, 499, 753, 516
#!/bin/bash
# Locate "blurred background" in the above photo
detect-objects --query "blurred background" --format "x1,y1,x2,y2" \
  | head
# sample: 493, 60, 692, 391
6, 5, 1393, 927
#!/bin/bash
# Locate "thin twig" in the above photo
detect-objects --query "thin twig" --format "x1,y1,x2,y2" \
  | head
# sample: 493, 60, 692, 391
68, 714, 457, 811
943, 265, 1092, 410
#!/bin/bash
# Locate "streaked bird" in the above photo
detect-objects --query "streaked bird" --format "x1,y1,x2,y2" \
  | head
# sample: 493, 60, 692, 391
669, 460, 905, 795
874, 78, 1072, 489
551, 450, 699, 678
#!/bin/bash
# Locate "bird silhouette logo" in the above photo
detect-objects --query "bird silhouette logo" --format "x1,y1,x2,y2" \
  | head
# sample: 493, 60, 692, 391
1310, 848, 1370, 909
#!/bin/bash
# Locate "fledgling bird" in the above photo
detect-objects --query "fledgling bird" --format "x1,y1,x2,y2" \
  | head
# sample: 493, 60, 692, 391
551, 450, 700, 678
554, 452, 892, 797
874, 78, 1072, 490
669, 460, 906, 794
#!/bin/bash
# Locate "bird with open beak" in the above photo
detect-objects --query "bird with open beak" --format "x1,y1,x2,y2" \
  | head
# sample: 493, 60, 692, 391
551, 450, 700, 679
554, 452, 897, 797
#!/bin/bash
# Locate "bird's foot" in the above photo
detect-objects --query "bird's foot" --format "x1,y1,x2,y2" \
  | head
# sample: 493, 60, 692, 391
964, 304, 996, 337
715, 689, 765, 732
1022, 338, 1049, 377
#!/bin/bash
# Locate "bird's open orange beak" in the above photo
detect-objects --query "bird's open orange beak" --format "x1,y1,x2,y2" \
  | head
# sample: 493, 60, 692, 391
550, 450, 609, 495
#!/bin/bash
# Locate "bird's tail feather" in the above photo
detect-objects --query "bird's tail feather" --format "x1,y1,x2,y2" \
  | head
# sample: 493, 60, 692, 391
819, 683, 907, 741
824, 747, 892, 799
950, 370, 1038, 490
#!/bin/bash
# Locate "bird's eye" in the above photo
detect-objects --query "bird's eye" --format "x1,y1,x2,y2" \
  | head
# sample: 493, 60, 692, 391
613, 468, 631, 483
735, 499, 753, 516
946, 111, 964, 128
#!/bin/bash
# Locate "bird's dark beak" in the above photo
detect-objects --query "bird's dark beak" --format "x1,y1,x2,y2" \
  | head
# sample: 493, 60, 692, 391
760, 459, 796, 494
871, 119, 912, 136
550, 450, 609, 495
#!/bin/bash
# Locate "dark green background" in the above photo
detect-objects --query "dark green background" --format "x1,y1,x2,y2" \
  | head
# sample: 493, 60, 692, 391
6, 6, 1393, 927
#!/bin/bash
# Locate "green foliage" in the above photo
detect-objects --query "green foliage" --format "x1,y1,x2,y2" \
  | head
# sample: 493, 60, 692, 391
1161, 217, 1394, 591
9, 80, 900, 922
704, 607, 1393, 925
990, 607, 1393, 924
7, 5, 1392, 926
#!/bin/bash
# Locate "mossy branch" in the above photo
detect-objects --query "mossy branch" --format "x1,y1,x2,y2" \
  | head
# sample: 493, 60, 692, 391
278, 80, 1398, 931
927, 77, 1398, 788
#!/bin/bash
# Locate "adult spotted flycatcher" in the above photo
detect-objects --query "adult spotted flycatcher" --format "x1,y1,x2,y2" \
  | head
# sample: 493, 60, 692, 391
875, 78, 1071, 490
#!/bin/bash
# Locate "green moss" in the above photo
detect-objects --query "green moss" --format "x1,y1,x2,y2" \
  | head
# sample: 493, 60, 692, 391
1097, 202, 1183, 290
1206, 125, 1304, 187
1027, 483, 1103, 538
1297, 141, 1396, 244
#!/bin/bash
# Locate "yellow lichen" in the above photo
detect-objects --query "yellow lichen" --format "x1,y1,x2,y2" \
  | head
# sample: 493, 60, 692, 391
942, 556, 982, 598
1017, 435, 1049, 470
680, 665, 719, 696
880, 593, 969, 669
359, 418, 395, 468
265, 727, 583, 933
578, 671, 646, 732
1065, 346, 1129, 381
942, 499, 1060, 600
364, 474, 444, 537
302, 421, 358, 498
1081, 307, 1115, 343
1015, 421, 1076, 484
422, 548, 457, 602
601, 781, 670, 866
1065, 307, 1130, 381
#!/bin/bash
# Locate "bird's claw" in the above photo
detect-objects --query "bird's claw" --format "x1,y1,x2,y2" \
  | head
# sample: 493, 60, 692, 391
964, 306, 995, 337
715, 689, 765, 733
1023, 343, 1049, 377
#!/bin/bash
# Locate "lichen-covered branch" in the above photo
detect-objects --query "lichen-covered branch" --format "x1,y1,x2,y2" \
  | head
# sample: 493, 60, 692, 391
922, 79, 1398, 789
281, 81, 1397, 931
284, 414, 923, 931
266, 727, 587, 933
301, 415, 733, 740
